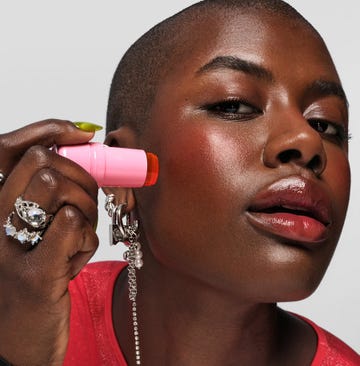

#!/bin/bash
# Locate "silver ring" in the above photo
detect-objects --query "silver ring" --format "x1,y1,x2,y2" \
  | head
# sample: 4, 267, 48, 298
14, 196, 52, 229
4, 212, 43, 245
0, 171, 6, 185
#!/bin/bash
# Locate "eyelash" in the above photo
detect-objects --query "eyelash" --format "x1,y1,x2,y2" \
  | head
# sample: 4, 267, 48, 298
203, 98, 261, 121
307, 119, 350, 143
203, 98, 350, 143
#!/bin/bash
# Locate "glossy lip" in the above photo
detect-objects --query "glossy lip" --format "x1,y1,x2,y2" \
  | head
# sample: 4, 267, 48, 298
246, 176, 332, 246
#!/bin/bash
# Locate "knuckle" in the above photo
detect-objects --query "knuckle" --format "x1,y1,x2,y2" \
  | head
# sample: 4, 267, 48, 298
0, 132, 18, 154
25, 145, 52, 167
61, 206, 84, 228
39, 119, 74, 142
36, 168, 61, 191
0, 135, 8, 150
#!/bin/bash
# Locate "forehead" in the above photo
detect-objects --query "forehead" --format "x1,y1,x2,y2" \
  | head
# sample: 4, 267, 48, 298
163, 9, 339, 86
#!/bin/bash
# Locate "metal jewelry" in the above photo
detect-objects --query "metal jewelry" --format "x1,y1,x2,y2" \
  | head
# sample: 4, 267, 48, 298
4, 212, 43, 245
105, 194, 143, 365
0, 171, 6, 185
14, 196, 52, 229
3, 196, 52, 246
105, 194, 128, 245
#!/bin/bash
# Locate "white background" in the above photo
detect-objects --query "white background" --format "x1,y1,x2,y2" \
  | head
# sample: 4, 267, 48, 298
1, 1, 359, 352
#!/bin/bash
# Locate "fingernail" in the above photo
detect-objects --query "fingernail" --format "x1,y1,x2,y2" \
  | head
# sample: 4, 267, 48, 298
74, 122, 103, 132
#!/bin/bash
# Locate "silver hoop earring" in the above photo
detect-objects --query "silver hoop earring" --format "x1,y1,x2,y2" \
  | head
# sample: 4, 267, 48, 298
105, 194, 128, 246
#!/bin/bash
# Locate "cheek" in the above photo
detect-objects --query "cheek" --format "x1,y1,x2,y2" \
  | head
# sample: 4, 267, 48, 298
140, 123, 257, 268
164, 125, 254, 209
324, 147, 351, 230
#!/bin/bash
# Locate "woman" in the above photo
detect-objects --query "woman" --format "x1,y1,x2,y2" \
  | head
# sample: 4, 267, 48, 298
0, 1, 359, 365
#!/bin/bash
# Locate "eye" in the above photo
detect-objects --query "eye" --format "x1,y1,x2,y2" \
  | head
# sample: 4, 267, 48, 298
309, 119, 337, 135
204, 98, 262, 121
308, 119, 348, 143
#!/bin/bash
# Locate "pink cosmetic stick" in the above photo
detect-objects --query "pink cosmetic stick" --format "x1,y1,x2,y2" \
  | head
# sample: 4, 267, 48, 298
58, 142, 158, 187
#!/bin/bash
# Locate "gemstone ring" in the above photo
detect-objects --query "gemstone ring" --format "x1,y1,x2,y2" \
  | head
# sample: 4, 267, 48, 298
4, 212, 43, 246
14, 196, 53, 229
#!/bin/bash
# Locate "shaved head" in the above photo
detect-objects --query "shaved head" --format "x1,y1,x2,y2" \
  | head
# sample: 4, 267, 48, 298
106, 0, 318, 135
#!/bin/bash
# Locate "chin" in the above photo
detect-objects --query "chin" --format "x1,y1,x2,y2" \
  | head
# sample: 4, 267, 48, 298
249, 238, 334, 303
243, 265, 327, 303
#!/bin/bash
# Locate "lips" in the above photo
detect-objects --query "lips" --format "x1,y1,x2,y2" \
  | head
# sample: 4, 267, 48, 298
246, 176, 332, 245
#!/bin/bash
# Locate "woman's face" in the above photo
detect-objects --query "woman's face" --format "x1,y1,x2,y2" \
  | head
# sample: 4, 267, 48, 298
137, 10, 350, 302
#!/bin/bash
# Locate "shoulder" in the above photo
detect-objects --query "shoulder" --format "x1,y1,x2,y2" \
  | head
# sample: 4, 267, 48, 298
297, 314, 360, 365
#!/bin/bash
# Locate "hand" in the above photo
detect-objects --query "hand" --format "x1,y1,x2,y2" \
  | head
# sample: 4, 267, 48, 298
0, 120, 100, 366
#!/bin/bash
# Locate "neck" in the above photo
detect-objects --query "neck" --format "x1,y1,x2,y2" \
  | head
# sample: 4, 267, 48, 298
113, 257, 295, 366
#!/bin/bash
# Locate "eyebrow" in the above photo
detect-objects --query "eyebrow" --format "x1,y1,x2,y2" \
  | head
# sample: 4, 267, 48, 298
196, 55, 274, 82
306, 79, 348, 107
197, 56, 348, 106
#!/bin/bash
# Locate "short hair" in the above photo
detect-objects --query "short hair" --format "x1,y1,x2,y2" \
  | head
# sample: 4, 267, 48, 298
106, 0, 317, 135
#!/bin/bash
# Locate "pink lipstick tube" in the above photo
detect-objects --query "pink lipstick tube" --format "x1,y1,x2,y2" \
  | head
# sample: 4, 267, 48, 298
57, 142, 158, 187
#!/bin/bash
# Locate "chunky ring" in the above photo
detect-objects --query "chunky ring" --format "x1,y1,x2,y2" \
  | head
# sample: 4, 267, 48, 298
4, 212, 43, 245
0, 171, 6, 185
14, 196, 52, 229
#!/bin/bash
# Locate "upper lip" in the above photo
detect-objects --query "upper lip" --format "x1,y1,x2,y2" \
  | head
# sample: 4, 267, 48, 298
247, 176, 332, 226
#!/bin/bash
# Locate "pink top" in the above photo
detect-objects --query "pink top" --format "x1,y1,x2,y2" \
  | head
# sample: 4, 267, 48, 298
63, 261, 360, 365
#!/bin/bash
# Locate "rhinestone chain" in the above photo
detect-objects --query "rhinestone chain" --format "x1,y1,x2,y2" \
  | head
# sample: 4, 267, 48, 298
106, 194, 143, 365
124, 231, 143, 365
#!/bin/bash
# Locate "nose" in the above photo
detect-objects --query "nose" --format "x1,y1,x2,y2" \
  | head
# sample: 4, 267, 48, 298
262, 114, 327, 176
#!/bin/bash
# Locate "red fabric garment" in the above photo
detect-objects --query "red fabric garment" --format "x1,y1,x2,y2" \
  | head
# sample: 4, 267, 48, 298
299, 316, 360, 366
63, 261, 360, 365
64, 261, 128, 366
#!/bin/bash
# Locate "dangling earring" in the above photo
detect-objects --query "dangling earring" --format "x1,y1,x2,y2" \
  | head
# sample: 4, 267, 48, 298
105, 193, 144, 269
105, 193, 143, 365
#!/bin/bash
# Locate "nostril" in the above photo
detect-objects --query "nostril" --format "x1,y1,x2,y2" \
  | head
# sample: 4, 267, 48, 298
277, 149, 324, 175
307, 155, 322, 174
278, 149, 301, 164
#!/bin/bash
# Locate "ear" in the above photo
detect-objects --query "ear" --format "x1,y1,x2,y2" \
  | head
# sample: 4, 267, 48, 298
104, 126, 138, 149
102, 126, 138, 212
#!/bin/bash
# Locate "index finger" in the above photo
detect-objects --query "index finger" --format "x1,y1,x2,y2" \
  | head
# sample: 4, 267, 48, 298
0, 119, 96, 175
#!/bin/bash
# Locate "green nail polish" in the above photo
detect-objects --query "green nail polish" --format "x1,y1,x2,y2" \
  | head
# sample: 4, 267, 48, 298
74, 122, 103, 132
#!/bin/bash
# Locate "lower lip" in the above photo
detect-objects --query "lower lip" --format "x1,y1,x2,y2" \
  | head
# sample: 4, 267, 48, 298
246, 212, 329, 244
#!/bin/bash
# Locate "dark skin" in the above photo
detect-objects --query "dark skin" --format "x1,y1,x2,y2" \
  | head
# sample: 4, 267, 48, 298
110, 11, 350, 366
0, 121, 99, 365
0, 9, 350, 366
